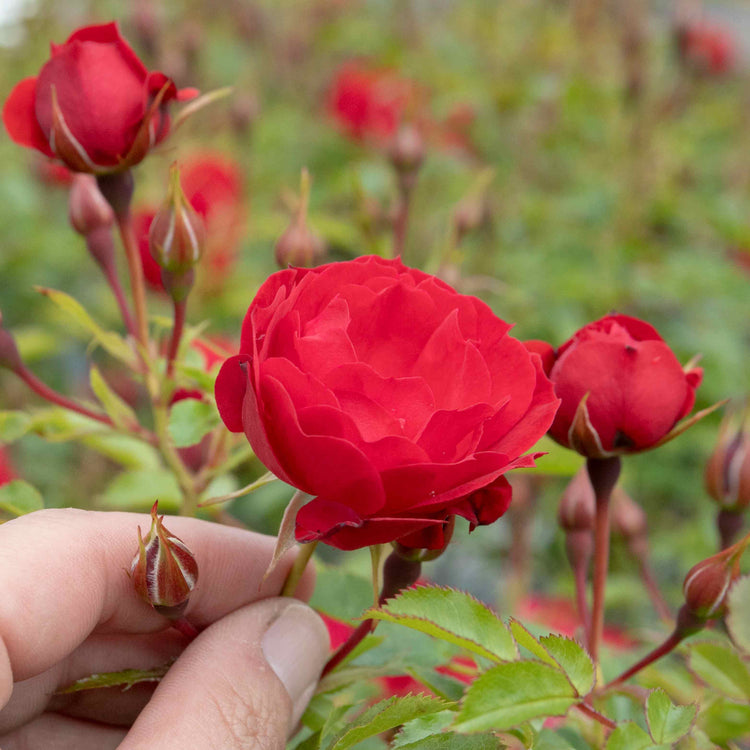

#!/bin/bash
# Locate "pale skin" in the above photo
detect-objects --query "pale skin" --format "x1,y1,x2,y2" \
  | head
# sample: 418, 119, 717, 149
0, 508, 329, 750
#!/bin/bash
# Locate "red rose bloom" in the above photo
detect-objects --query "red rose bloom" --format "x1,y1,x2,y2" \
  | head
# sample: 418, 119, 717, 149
215, 256, 559, 551
677, 22, 735, 76
539, 314, 702, 458
328, 63, 416, 143
3, 22, 196, 174
136, 152, 245, 291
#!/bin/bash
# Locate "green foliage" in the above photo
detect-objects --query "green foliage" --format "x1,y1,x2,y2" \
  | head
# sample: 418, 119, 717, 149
366, 586, 516, 663
645, 689, 695, 744
0, 411, 31, 443
167, 398, 220, 448
98, 469, 182, 512
727, 575, 750, 655
605, 722, 653, 750
89, 365, 138, 430
0, 479, 44, 516
687, 641, 750, 702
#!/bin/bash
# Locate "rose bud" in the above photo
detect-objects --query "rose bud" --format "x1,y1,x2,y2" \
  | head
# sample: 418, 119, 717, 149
69, 174, 114, 236
215, 256, 560, 552
537, 315, 703, 459
558, 467, 595, 533
682, 540, 746, 620
705, 401, 750, 512
130, 501, 198, 618
389, 123, 425, 176
274, 169, 324, 268
2, 22, 197, 174
149, 164, 206, 274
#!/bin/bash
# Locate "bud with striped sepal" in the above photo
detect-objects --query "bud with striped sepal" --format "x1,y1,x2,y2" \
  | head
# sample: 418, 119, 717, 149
130, 501, 198, 619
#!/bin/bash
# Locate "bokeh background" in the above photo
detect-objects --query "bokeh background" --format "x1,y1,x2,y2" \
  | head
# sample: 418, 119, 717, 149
1, 0, 749, 635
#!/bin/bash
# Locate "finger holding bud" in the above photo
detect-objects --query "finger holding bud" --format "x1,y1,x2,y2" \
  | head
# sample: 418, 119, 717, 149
130, 501, 199, 620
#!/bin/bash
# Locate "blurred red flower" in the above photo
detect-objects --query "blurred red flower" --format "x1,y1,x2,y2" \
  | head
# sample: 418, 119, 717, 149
677, 22, 735, 76
136, 152, 245, 292
3, 22, 196, 174
0, 448, 16, 486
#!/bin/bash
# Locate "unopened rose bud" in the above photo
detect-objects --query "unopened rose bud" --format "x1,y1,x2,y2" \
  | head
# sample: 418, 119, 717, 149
683, 541, 745, 620
69, 174, 115, 236
149, 165, 206, 273
0, 312, 23, 373
275, 168, 324, 268
389, 124, 425, 177
558, 467, 595, 532
453, 196, 486, 241
705, 401, 750, 512
130, 501, 198, 618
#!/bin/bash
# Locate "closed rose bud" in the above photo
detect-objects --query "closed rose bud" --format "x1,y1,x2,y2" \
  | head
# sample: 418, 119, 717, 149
69, 174, 114, 236
705, 401, 750, 512
274, 168, 324, 268
683, 541, 745, 620
130, 501, 198, 618
558, 467, 595, 532
611, 486, 647, 540
149, 165, 206, 273
389, 123, 425, 176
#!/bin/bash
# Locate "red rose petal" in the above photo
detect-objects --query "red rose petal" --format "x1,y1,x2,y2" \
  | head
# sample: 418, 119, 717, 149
2, 78, 54, 157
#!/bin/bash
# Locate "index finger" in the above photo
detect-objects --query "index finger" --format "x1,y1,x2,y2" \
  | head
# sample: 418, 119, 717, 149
0, 507, 312, 698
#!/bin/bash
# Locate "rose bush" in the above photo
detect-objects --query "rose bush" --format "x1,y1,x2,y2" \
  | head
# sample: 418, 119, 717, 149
2, 22, 196, 174
215, 255, 559, 550
535, 314, 702, 458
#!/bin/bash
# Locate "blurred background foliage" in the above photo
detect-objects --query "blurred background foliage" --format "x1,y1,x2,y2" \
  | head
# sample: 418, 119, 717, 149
1, 0, 748, 632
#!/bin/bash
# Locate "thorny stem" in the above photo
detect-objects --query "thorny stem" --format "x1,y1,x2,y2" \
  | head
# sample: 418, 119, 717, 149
281, 541, 318, 597
587, 456, 622, 666
166, 298, 187, 379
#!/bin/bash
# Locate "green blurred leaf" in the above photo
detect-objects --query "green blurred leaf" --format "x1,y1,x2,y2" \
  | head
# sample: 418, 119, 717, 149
539, 634, 595, 697
698, 698, 750, 746
452, 661, 576, 733
645, 689, 695, 744
57, 663, 172, 693
687, 642, 750, 701
605, 722, 653, 750
0, 411, 31, 443
523, 436, 584, 476
0, 480, 44, 516
36, 286, 137, 367
89, 365, 138, 430
367, 586, 516, 663
98, 469, 181, 512
392, 710, 454, 746
13, 326, 61, 361
168, 398, 219, 448
727, 575, 750, 655
325, 694, 450, 750
310, 566, 374, 622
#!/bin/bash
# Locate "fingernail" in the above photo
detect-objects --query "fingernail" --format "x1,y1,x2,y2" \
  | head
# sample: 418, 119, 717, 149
261, 602, 328, 726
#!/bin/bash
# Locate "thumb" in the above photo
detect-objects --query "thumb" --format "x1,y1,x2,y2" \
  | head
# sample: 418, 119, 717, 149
120, 598, 329, 750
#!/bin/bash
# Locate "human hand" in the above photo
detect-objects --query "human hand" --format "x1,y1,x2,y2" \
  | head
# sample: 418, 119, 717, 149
0, 508, 329, 749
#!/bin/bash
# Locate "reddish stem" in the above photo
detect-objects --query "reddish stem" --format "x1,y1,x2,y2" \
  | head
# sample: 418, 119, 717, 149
605, 630, 683, 688
102, 262, 137, 340
587, 457, 621, 664
18, 365, 114, 427
322, 617, 374, 677
392, 182, 413, 260
166, 298, 187, 379
171, 616, 200, 640
575, 701, 616, 731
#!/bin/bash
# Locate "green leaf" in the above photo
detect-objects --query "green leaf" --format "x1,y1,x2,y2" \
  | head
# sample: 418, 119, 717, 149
57, 662, 172, 693
698, 698, 750, 746
393, 710, 455, 746
0, 411, 31, 443
80, 433, 160, 469
293, 730, 322, 750
36, 287, 137, 366
395, 710, 503, 749
167, 398, 219, 448
89, 365, 138, 430
533, 729, 581, 750
605, 722, 653, 750
98, 469, 182, 512
0, 480, 44, 516
310, 566, 374, 621
366, 586, 516, 663
452, 661, 576, 733
325, 694, 450, 750
404, 666, 471, 702
508, 619, 557, 666
539, 634, 595, 697
687, 641, 750, 701
645, 689, 695, 743
727, 575, 750, 655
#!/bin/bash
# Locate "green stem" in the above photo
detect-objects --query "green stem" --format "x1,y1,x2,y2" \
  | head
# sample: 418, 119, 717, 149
281, 541, 318, 597
166, 298, 187, 379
